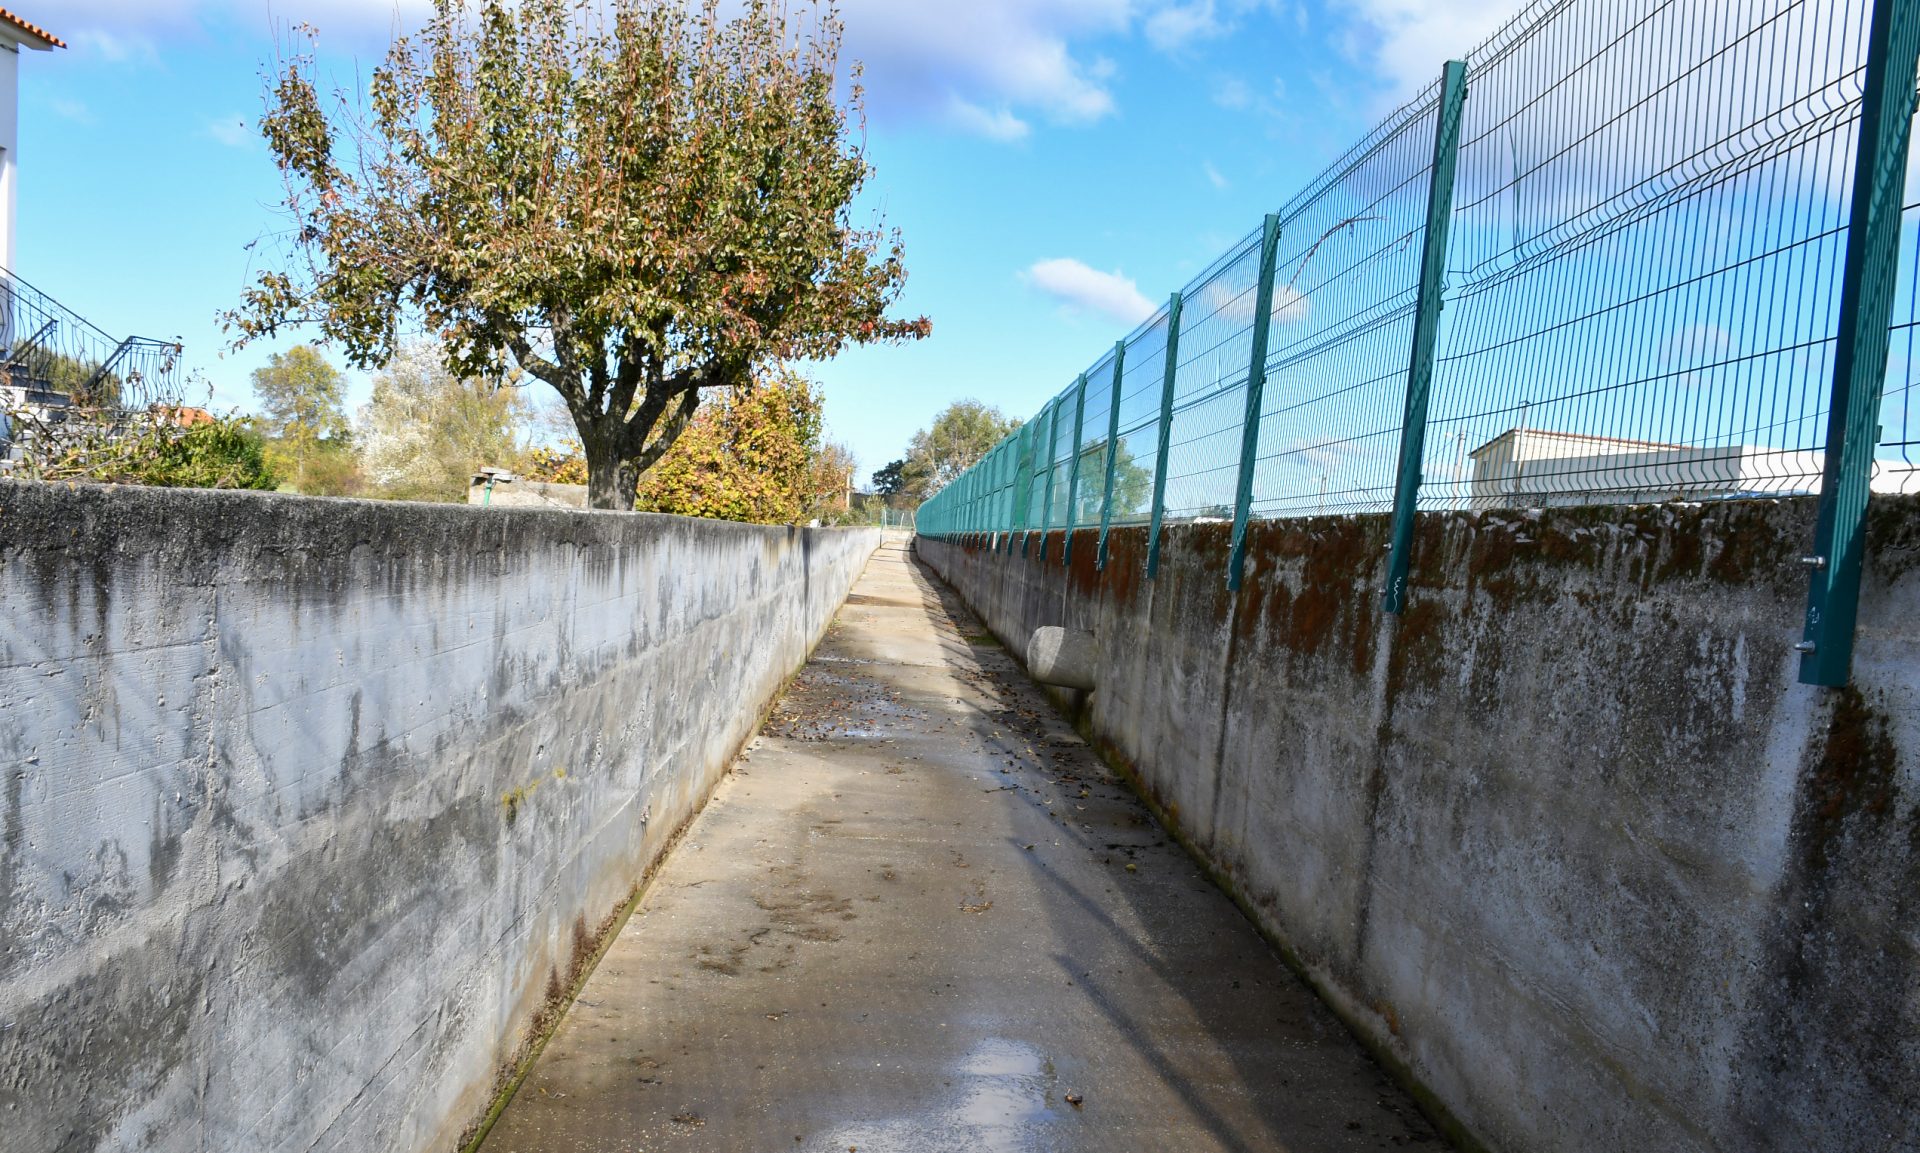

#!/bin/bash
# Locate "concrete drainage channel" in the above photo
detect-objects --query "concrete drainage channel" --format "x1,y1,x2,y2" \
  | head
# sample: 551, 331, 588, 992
473, 539, 1449, 1151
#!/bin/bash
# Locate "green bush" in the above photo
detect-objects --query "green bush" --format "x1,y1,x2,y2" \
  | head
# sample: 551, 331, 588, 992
17, 415, 279, 491
128, 420, 279, 490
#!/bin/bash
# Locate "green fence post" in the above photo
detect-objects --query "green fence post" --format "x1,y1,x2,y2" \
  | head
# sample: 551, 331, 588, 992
1037, 396, 1060, 559
1383, 59, 1470, 614
1146, 292, 1184, 580
1008, 421, 1031, 554
1799, 0, 1920, 686
1226, 214, 1284, 592
1061, 373, 1090, 566
1096, 340, 1128, 570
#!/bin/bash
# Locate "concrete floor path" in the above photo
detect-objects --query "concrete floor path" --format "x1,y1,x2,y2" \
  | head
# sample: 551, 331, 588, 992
483, 537, 1447, 1153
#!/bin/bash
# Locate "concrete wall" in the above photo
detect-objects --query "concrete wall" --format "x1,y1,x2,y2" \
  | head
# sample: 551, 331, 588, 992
917, 498, 1920, 1153
0, 481, 877, 1152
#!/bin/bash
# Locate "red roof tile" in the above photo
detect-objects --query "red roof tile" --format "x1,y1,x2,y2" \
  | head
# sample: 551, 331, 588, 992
0, 8, 63, 50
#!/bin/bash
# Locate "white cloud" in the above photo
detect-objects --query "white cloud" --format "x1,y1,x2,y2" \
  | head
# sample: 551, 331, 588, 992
56, 1, 1130, 141
1272, 284, 1308, 323
1204, 161, 1229, 190
1211, 74, 1252, 110
65, 28, 162, 64
839, 0, 1126, 133
1659, 324, 1737, 374
204, 114, 254, 148
1276, 434, 1366, 473
1192, 272, 1308, 325
947, 98, 1029, 142
49, 98, 95, 124
1026, 258, 1156, 325
1145, 0, 1224, 53
1331, 0, 1524, 99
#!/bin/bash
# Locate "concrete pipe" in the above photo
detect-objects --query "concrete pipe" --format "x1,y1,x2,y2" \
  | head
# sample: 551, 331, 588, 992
1027, 626, 1098, 690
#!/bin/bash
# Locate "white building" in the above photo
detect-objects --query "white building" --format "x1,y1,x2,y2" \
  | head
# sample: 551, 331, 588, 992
1466, 427, 1919, 510
0, 8, 62, 273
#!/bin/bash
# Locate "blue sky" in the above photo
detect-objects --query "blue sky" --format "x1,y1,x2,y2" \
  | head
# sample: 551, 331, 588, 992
19, 0, 1511, 480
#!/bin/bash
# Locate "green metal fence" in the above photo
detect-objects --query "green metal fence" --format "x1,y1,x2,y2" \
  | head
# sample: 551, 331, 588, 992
917, 0, 1920, 687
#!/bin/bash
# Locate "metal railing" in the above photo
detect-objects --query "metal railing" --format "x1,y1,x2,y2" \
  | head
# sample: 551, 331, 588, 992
917, 0, 1920, 687
0, 267, 186, 468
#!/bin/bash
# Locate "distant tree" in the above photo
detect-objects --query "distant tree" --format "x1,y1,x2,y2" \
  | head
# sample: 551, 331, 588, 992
901, 400, 1019, 501
871, 458, 906, 498
521, 443, 589, 486
1073, 434, 1152, 523
11, 350, 121, 408
358, 343, 528, 502
807, 440, 856, 518
637, 368, 824, 523
292, 432, 367, 497
250, 345, 352, 492
229, 0, 928, 510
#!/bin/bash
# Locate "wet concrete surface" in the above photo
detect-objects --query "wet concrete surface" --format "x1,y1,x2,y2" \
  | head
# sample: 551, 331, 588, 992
482, 538, 1448, 1153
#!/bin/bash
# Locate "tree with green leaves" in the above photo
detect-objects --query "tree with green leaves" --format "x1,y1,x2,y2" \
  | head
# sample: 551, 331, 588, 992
901, 400, 1019, 502
871, 458, 906, 500
637, 368, 825, 524
249, 344, 351, 492
228, 0, 927, 510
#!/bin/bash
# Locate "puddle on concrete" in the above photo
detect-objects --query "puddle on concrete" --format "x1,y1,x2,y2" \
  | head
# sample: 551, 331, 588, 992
952, 1037, 1059, 1135
811, 1038, 1062, 1153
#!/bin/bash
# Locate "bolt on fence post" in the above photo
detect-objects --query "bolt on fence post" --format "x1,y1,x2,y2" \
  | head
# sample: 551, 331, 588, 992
1096, 340, 1128, 570
1147, 292, 1184, 580
1061, 373, 1089, 566
1384, 59, 1470, 615
1799, 0, 1920, 687
1227, 214, 1284, 592
1037, 396, 1059, 559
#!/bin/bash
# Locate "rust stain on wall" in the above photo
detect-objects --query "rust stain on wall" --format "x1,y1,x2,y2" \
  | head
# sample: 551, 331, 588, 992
1805, 688, 1901, 871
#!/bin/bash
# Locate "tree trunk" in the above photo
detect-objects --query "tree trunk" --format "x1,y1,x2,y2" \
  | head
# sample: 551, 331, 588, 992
583, 431, 639, 511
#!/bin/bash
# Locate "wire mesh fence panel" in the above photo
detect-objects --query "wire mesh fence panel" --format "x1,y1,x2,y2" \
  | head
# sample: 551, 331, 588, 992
1886, 165, 1920, 487
1248, 88, 1443, 519
917, 0, 1918, 570
1048, 381, 1081, 528
1109, 308, 1173, 524
1160, 232, 1265, 520
1005, 436, 1021, 517
1024, 398, 1057, 531
1073, 350, 1118, 528
1420, 0, 1876, 511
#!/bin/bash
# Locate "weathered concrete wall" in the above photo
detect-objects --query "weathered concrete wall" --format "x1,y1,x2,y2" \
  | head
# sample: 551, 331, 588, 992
0, 481, 877, 1152
917, 499, 1920, 1153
